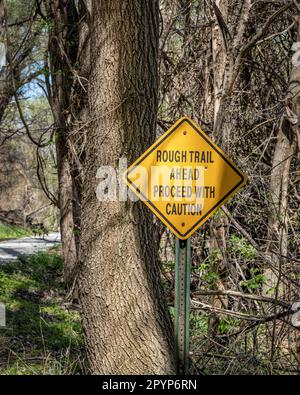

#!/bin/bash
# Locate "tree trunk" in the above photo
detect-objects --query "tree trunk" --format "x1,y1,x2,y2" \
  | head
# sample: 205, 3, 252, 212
78, 0, 175, 374
56, 137, 77, 283
208, 0, 229, 338
265, 18, 299, 293
212, 0, 228, 135
44, 0, 78, 283
0, 0, 7, 123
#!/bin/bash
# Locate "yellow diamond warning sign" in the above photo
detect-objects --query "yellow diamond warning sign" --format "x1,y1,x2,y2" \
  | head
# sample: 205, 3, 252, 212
125, 116, 246, 239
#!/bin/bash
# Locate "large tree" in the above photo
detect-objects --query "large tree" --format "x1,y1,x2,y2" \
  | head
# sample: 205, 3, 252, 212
78, 0, 175, 374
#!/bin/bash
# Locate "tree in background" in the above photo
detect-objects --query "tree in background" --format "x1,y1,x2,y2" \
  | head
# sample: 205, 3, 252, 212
0, 0, 58, 228
43, 0, 80, 284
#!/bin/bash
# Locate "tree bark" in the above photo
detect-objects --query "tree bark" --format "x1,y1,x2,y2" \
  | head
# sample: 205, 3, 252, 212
78, 0, 175, 374
0, 0, 8, 123
207, 0, 229, 338
265, 18, 299, 292
56, 137, 77, 283
44, 0, 78, 283
207, 0, 252, 337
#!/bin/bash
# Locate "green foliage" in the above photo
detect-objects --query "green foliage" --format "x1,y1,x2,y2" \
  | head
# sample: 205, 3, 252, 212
216, 317, 238, 334
196, 249, 221, 288
164, 260, 175, 272
240, 268, 267, 290
168, 306, 175, 320
0, 251, 83, 374
199, 263, 218, 286
229, 235, 257, 260
208, 248, 222, 265
33, 226, 45, 236
168, 307, 208, 336
0, 222, 32, 240
73, 228, 81, 237
7, 0, 36, 24
190, 312, 208, 335
212, 209, 225, 221
6, 0, 47, 62
265, 287, 276, 296
24, 98, 53, 126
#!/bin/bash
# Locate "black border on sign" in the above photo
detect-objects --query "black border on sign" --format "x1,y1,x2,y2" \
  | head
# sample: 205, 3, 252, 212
126, 118, 245, 238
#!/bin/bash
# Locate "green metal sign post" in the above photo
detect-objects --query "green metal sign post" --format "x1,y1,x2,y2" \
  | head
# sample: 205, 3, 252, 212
175, 238, 191, 375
